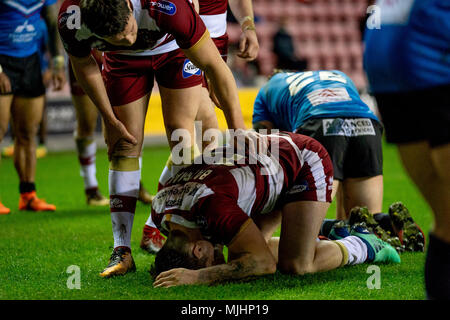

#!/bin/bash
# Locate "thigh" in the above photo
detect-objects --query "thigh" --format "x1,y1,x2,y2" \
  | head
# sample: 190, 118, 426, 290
196, 87, 220, 150
107, 93, 150, 157
0, 95, 13, 139
11, 96, 45, 136
159, 84, 203, 150
342, 175, 383, 214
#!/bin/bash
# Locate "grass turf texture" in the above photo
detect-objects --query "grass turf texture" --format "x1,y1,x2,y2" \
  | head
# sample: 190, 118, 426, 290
0, 142, 430, 300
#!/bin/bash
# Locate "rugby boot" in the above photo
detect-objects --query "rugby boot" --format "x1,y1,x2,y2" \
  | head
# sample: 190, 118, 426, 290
389, 202, 425, 252
138, 182, 154, 205
100, 247, 136, 278
0, 201, 10, 215
328, 220, 351, 240
373, 225, 405, 253
140, 225, 165, 254
86, 187, 109, 206
19, 191, 56, 211
348, 206, 378, 229
350, 223, 401, 264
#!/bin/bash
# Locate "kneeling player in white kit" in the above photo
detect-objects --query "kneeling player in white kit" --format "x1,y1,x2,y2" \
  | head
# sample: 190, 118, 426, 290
151, 131, 400, 287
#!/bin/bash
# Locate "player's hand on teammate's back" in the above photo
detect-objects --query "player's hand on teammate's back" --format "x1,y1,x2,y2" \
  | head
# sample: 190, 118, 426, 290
153, 268, 199, 288
237, 29, 259, 61
0, 72, 11, 94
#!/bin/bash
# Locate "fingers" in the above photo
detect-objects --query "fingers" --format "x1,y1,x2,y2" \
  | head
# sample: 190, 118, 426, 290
0, 75, 12, 94
52, 72, 67, 91
237, 32, 259, 61
153, 269, 180, 288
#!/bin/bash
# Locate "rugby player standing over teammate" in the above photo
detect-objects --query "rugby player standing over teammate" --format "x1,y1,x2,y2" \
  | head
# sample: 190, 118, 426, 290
140, 0, 260, 254
57, 0, 246, 278
364, 0, 450, 299
0, 0, 66, 214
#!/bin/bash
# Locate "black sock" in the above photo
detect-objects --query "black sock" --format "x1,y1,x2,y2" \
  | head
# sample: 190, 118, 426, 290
373, 213, 395, 234
19, 182, 36, 194
320, 219, 340, 237
425, 233, 450, 300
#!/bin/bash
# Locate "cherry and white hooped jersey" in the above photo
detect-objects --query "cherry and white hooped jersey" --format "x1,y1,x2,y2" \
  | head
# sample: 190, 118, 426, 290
58, 0, 207, 57
151, 131, 332, 245
199, 0, 227, 38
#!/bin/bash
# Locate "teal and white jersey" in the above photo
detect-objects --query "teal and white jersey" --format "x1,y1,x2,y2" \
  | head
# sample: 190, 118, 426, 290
252, 70, 378, 132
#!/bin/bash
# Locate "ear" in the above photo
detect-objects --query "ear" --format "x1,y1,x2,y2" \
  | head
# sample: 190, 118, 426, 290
192, 240, 210, 260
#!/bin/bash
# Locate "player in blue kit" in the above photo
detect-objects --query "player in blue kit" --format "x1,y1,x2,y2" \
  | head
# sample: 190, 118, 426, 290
252, 70, 383, 221
0, 0, 66, 214
363, 0, 450, 299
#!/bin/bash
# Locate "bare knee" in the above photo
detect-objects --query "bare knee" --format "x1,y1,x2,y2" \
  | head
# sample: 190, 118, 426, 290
278, 259, 315, 276
109, 138, 141, 158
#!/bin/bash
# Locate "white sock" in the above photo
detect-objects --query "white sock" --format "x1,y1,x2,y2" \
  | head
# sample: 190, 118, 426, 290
76, 137, 98, 190
336, 236, 368, 265
109, 157, 140, 249
145, 215, 157, 228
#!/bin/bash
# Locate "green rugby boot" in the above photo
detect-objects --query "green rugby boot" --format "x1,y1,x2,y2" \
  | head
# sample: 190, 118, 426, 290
351, 223, 401, 264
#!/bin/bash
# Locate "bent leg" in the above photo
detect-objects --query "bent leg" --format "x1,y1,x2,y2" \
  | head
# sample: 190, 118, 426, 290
341, 175, 383, 216
278, 201, 344, 275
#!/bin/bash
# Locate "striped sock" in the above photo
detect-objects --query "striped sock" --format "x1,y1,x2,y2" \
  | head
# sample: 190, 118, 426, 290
336, 236, 368, 266
109, 156, 140, 250
75, 137, 98, 191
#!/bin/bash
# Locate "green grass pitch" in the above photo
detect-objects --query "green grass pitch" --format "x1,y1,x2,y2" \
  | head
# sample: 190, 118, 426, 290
0, 142, 431, 300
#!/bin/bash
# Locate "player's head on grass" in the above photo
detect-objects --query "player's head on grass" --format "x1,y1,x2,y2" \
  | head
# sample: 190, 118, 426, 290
153, 230, 217, 276
80, 0, 138, 46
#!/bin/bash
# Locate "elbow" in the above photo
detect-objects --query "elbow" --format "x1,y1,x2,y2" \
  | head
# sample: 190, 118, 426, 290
257, 255, 277, 275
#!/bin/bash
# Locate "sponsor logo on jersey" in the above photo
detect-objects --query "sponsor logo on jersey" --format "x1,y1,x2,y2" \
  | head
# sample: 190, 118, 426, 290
150, 1, 177, 16
307, 87, 351, 107
323, 118, 376, 137
182, 59, 201, 78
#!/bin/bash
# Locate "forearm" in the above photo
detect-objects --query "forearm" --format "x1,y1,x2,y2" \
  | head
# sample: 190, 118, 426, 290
228, 0, 254, 24
70, 57, 116, 122
195, 254, 275, 285
204, 61, 246, 129
43, 4, 63, 58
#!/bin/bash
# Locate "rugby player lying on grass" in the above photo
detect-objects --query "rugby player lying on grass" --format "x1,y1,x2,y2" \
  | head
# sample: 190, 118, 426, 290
151, 130, 400, 288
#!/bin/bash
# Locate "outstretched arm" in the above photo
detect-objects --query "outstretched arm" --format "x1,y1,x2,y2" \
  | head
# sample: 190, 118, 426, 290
153, 221, 276, 287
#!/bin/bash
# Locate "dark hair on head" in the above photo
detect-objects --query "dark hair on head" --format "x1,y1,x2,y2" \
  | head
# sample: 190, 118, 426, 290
80, 0, 131, 37
152, 230, 206, 277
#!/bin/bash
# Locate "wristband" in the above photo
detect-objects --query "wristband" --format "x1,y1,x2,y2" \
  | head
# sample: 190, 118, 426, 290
52, 55, 65, 70
241, 16, 256, 32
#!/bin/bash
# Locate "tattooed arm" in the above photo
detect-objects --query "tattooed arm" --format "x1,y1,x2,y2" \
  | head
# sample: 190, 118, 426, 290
153, 221, 276, 287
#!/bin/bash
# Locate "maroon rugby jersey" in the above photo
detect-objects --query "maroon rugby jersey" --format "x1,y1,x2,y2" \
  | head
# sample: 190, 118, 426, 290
58, 0, 207, 57
199, 0, 227, 15
151, 132, 332, 245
